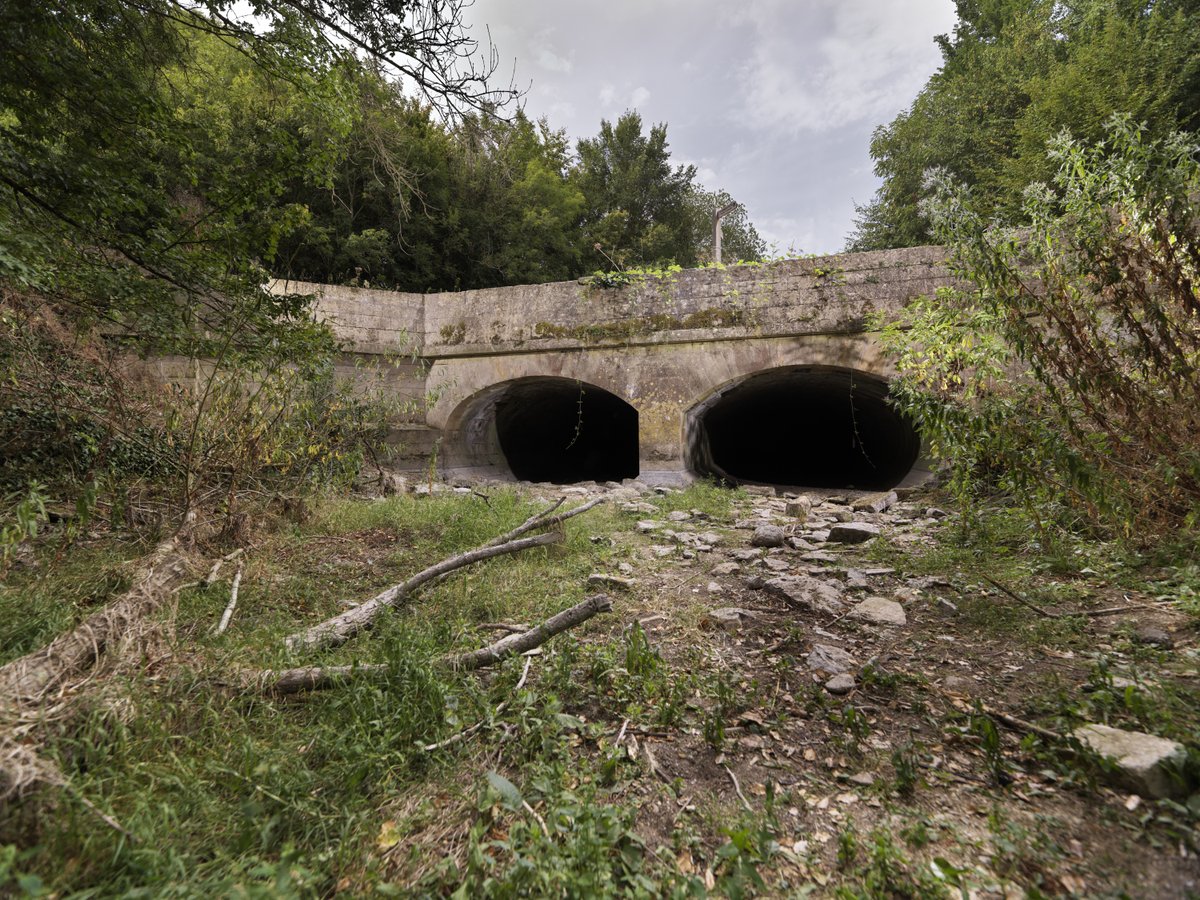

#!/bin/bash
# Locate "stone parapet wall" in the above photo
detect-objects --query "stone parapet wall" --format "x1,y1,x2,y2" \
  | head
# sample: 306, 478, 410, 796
271, 245, 950, 360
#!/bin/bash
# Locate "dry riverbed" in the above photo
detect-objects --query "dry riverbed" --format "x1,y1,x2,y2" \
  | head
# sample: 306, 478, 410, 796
3, 478, 1199, 897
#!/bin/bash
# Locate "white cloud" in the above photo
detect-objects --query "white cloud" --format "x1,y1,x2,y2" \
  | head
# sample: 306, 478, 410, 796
630, 86, 651, 108
733, 0, 955, 134
536, 47, 573, 74
598, 83, 616, 106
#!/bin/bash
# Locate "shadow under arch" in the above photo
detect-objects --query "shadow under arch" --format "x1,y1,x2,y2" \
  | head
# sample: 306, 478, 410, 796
443, 376, 639, 483
685, 365, 920, 491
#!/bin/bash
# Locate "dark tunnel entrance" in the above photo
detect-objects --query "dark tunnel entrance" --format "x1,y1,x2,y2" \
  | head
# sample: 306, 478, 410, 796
687, 367, 920, 491
493, 378, 639, 483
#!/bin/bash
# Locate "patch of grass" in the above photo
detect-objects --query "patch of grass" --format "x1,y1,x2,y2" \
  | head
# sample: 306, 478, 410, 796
648, 480, 745, 523
0, 542, 138, 665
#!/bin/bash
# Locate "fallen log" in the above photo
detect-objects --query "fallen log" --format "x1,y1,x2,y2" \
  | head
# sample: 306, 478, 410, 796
284, 498, 605, 653
260, 593, 612, 695
0, 527, 195, 709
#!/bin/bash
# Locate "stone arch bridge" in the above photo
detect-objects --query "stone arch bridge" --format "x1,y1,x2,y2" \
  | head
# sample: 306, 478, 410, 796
270, 245, 951, 490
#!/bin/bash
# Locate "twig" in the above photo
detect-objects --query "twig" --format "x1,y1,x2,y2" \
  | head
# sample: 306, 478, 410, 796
723, 764, 753, 812
522, 800, 550, 837
203, 547, 244, 588
421, 657, 533, 752
476, 622, 530, 635
614, 718, 630, 748
215, 560, 243, 635
981, 575, 1059, 619
1076, 604, 1158, 618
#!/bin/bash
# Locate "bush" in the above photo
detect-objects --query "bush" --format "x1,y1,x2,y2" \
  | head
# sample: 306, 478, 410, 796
880, 116, 1200, 539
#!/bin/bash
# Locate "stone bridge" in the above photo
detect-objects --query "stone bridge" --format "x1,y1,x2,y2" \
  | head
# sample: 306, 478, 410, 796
274, 244, 952, 489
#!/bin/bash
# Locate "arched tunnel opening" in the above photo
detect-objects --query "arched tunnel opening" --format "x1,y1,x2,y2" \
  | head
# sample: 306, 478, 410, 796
488, 378, 639, 483
687, 367, 920, 491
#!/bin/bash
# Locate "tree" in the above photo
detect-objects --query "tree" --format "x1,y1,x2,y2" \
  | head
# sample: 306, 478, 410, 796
847, 0, 1200, 251
572, 112, 699, 270
0, 0, 515, 357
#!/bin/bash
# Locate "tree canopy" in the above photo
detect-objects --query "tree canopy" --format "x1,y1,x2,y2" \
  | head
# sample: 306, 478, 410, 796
847, 0, 1200, 251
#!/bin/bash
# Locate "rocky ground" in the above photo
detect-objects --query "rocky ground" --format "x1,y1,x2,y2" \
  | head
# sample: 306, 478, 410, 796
6, 475, 1199, 897
393, 475, 1200, 897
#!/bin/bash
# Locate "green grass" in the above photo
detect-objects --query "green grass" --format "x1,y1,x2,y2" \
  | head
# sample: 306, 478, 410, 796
0, 484, 790, 896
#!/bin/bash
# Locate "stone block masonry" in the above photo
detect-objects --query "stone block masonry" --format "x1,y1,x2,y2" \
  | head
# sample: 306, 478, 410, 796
267, 245, 954, 486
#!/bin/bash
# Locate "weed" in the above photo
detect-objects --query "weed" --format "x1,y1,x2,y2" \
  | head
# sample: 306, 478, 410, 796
891, 742, 923, 798
828, 704, 872, 756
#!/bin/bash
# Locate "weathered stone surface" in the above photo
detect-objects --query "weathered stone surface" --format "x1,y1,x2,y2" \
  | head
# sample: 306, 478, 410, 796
637, 520, 665, 533
852, 491, 898, 514
808, 644, 857, 675
703, 607, 759, 630
667, 510, 692, 521
587, 573, 636, 590
732, 548, 763, 562
828, 522, 881, 544
762, 575, 845, 615
941, 675, 974, 695
1073, 724, 1188, 799
785, 497, 812, 521
711, 562, 741, 576
1134, 626, 1173, 649
825, 673, 856, 695
751, 525, 787, 548
848, 597, 907, 626
762, 557, 792, 573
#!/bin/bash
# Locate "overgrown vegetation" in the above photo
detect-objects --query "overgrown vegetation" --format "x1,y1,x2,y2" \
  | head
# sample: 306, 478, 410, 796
880, 118, 1200, 540
849, 0, 1200, 250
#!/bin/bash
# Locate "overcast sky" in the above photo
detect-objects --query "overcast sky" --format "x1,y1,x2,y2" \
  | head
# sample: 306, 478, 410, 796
464, 0, 958, 255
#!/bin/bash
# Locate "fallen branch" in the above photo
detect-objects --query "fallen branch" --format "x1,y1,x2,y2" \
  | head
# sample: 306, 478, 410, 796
723, 763, 753, 812
203, 547, 244, 588
0, 524, 195, 708
284, 498, 604, 653
285, 531, 560, 652
442, 593, 613, 672
261, 593, 612, 695
981, 575, 1059, 619
215, 560, 243, 635
485, 496, 603, 547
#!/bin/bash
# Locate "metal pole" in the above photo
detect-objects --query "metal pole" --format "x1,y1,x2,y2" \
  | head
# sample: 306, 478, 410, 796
712, 201, 740, 265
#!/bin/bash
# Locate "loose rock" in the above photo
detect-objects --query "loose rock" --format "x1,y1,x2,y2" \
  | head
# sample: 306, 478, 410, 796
703, 607, 760, 630
785, 497, 812, 521
825, 673, 856, 695
1073, 724, 1188, 799
587, 573, 636, 590
1134, 625, 1173, 649
852, 491, 898, 514
763, 575, 845, 615
751, 525, 787, 548
828, 522, 881, 544
808, 643, 857, 675
848, 597, 907, 626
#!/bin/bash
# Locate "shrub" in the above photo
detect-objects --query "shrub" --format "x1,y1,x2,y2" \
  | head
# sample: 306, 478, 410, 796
881, 116, 1200, 539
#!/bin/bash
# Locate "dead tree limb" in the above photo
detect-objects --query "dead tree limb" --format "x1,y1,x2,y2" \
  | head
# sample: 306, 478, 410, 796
215, 560, 243, 635
284, 531, 562, 652
485, 496, 603, 548
981, 575, 1059, 619
0, 529, 195, 709
284, 498, 605, 653
260, 594, 612, 695
441, 593, 612, 672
